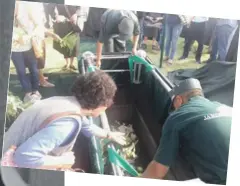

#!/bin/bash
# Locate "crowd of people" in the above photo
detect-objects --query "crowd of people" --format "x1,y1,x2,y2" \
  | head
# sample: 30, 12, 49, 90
11, 1, 238, 104
3, 2, 234, 185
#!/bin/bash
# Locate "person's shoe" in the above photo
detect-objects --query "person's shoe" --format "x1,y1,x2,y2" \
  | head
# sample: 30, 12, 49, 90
167, 59, 173, 65
23, 93, 33, 103
164, 56, 169, 61
40, 81, 55, 88
69, 65, 77, 71
196, 60, 201, 64
152, 45, 160, 51
205, 58, 214, 63
179, 56, 187, 60
62, 65, 68, 70
32, 91, 42, 100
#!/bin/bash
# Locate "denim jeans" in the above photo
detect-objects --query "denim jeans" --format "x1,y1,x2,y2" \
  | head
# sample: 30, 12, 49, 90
11, 48, 39, 93
165, 23, 183, 60
211, 25, 235, 61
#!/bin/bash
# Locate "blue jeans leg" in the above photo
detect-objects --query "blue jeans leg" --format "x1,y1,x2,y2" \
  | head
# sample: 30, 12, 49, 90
24, 48, 39, 92
165, 24, 172, 57
11, 51, 32, 93
169, 24, 183, 60
217, 25, 235, 61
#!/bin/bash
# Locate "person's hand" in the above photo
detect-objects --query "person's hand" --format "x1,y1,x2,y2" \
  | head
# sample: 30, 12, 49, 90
54, 34, 63, 42
70, 13, 78, 25
56, 15, 67, 23
132, 48, 137, 55
61, 151, 75, 166
16, 36, 25, 45
156, 17, 163, 22
96, 59, 101, 68
108, 131, 126, 146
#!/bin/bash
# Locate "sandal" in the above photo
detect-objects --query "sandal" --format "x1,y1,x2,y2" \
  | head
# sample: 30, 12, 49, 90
167, 59, 173, 65
40, 81, 55, 88
62, 65, 68, 70
70, 65, 77, 71
152, 44, 160, 51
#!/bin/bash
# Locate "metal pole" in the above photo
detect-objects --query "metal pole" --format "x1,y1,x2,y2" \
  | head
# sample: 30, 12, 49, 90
152, 70, 172, 93
159, 17, 166, 68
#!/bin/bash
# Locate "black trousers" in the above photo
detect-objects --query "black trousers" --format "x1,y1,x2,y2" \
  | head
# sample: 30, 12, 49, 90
104, 37, 126, 53
182, 21, 206, 61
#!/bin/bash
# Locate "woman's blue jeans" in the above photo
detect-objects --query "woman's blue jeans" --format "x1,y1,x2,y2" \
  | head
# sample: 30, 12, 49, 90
11, 48, 39, 93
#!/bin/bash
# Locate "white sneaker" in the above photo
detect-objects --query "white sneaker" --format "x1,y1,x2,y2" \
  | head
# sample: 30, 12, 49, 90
33, 91, 42, 100
23, 93, 32, 103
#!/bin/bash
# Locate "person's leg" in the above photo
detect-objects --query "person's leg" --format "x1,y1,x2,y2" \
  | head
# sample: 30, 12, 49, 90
217, 25, 235, 61
195, 41, 204, 64
152, 38, 160, 51
206, 28, 218, 62
164, 23, 173, 60
103, 38, 114, 53
113, 38, 126, 52
24, 49, 41, 100
141, 36, 148, 50
39, 69, 55, 87
195, 22, 205, 63
11, 51, 33, 102
168, 23, 183, 63
63, 58, 69, 69
180, 38, 193, 60
69, 57, 77, 70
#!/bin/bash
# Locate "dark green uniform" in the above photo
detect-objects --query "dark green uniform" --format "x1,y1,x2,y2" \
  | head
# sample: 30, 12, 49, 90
98, 10, 140, 52
154, 96, 232, 185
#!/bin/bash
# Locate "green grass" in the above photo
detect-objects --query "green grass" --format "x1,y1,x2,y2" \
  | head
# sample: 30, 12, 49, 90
9, 36, 210, 76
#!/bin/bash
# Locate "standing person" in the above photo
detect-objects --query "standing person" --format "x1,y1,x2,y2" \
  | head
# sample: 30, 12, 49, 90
95, 9, 140, 68
164, 14, 187, 65
27, 1, 55, 88
206, 18, 238, 62
11, 1, 42, 103
140, 12, 163, 51
141, 78, 231, 185
1, 71, 126, 185
52, 4, 88, 70
179, 16, 209, 64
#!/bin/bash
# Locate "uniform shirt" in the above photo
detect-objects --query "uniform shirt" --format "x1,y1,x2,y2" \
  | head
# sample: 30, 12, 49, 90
98, 10, 140, 43
154, 96, 232, 185
13, 117, 93, 168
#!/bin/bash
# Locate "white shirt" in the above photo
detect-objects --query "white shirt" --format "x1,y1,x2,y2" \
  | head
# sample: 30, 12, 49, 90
192, 16, 209, 23
12, 1, 46, 52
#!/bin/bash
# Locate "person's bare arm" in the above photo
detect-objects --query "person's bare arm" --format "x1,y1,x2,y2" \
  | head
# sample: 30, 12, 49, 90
96, 41, 103, 67
132, 35, 139, 53
81, 117, 126, 145
44, 29, 62, 41
141, 160, 169, 179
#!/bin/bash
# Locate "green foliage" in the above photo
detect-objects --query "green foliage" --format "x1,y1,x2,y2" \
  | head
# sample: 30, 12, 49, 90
5, 91, 32, 130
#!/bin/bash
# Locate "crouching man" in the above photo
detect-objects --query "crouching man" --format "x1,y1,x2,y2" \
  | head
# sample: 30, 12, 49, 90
141, 78, 232, 185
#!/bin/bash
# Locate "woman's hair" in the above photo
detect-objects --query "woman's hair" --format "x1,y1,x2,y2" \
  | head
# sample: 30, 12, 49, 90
71, 70, 117, 110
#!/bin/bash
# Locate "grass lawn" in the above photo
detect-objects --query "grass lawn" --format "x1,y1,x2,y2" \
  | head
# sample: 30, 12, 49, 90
7, 35, 211, 103
9, 36, 210, 75
6, 34, 211, 130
